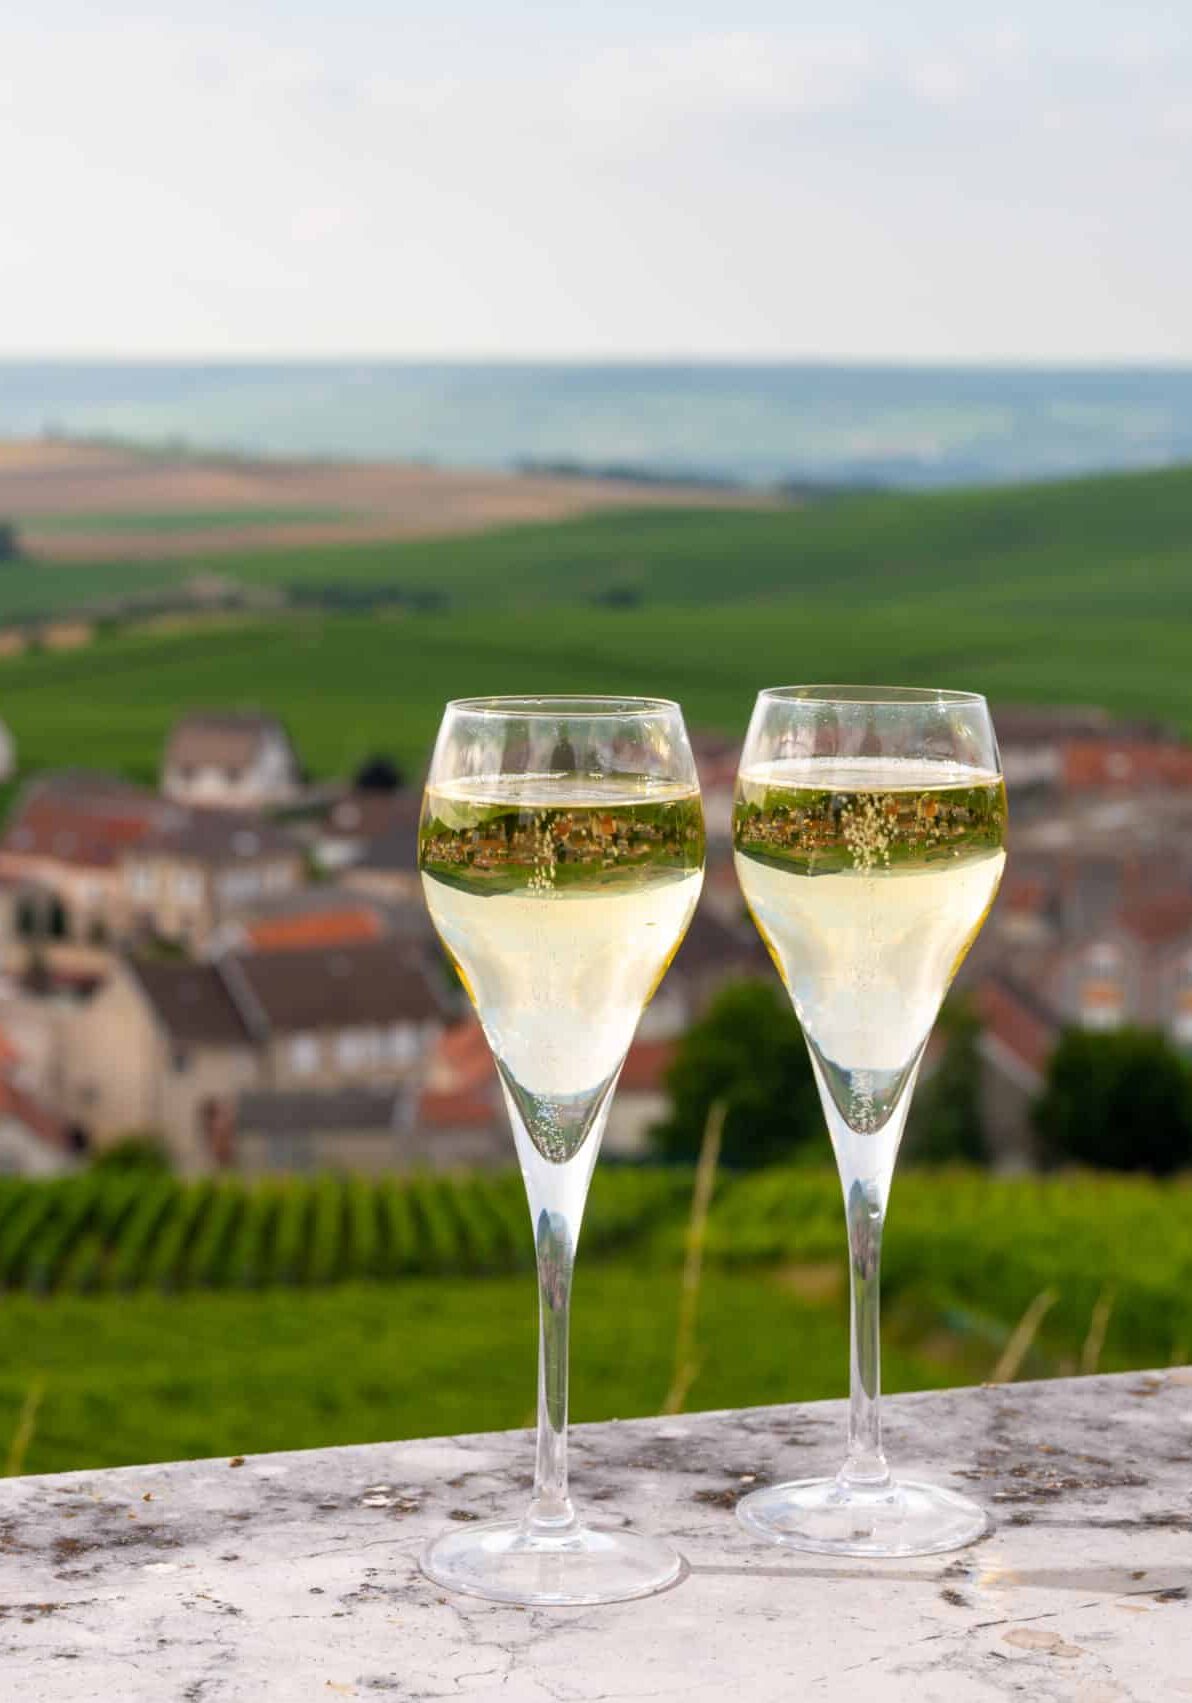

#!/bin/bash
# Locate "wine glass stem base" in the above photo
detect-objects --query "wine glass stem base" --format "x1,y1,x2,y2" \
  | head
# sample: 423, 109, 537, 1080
737, 1476, 988, 1558
420, 1517, 685, 1606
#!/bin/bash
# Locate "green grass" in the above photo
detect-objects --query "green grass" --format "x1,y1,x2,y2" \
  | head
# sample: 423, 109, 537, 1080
0, 591, 1188, 789
0, 1165, 1185, 1476
0, 1267, 958, 1477
18, 506, 355, 536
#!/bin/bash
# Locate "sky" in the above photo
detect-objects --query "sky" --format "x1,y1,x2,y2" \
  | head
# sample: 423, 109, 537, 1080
3, 1, 1191, 361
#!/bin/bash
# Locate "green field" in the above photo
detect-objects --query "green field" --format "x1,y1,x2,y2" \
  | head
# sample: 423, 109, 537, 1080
0, 466, 1190, 783
0, 1165, 1184, 1477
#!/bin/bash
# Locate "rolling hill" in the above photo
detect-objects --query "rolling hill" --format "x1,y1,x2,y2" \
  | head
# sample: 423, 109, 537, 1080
0, 463, 1188, 782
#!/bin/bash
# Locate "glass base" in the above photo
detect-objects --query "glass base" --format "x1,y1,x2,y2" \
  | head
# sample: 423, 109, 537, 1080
736, 1476, 988, 1558
419, 1518, 685, 1606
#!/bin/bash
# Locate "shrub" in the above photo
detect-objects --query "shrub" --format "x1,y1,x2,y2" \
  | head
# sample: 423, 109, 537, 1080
650, 979, 821, 1168
904, 999, 987, 1165
91, 1134, 173, 1174
1033, 1027, 1192, 1174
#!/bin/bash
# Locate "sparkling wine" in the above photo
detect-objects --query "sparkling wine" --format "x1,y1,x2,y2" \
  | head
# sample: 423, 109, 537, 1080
420, 775, 704, 1161
734, 759, 1006, 1134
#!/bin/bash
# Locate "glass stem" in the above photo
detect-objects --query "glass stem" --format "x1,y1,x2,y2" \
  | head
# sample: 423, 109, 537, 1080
839, 1175, 890, 1489
527, 1207, 579, 1536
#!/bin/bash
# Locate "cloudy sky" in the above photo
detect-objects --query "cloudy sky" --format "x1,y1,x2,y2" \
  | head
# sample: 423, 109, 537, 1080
4, 0, 1191, 360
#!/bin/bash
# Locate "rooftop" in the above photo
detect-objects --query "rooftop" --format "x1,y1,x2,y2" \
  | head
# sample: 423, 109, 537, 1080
164, 711, 294, 772
0, 1369, 1185, 1700
223, 938, 450, 1034
126, 957, 253, 1049
0, 774, 174, 870
1115, 890, 1192, 947
129, 939, 450, 1046
134, 809, 298, 865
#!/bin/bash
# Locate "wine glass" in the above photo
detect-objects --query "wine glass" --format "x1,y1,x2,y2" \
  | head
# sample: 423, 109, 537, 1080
417, 695, 705, 1604
732, 685, 1006, 1556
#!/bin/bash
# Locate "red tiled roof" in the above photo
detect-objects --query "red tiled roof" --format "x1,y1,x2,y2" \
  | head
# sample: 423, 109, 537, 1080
1063, 739, 1192, 791
418, 1087, 499, 1130
242, 908, 384, 953
1116, 891, 1192, 947
975, 979, 1056, 1077
1001, 876, 1048, 914
619, 1039, 675, 1095
424, 1020, 495, 1095
2, 797, 166, 870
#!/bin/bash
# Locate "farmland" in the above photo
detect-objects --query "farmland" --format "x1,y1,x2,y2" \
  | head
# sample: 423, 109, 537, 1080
0, 439, 768, 563
0, 1165, 1186, 1476
0, 464, 1190, 785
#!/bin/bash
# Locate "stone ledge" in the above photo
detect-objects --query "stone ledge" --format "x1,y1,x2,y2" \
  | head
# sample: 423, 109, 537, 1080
1, 1370, 1190, 1702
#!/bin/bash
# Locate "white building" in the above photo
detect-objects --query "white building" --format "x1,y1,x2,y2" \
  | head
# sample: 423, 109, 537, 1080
161, 713, 301, 811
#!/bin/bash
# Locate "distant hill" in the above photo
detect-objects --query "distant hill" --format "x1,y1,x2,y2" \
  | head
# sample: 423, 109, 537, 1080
0, 461, 1187, 782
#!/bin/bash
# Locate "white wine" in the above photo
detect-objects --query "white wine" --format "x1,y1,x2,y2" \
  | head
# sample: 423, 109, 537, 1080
734, 759, 1006, 1135
421, 775, 704, 1161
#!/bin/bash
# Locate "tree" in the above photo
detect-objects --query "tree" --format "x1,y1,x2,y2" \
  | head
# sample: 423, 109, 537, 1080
0, 522, 18, 563
650, 979, 822, 1168
91, 1134, 173, 1174
353, 753, 405, 792
1033, 1027, 1192, 1175
904, 998, 987, 1165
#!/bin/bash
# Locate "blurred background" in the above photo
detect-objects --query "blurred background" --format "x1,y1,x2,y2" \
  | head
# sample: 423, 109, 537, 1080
1, 0, 1191, 1475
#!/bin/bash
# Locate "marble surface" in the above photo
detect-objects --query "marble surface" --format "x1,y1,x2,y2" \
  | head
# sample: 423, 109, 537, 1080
2, 1369, 1191, 1702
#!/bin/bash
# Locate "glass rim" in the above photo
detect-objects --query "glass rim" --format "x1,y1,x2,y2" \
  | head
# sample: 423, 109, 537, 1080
445, 693, 682, 719
757, 683, 989, 708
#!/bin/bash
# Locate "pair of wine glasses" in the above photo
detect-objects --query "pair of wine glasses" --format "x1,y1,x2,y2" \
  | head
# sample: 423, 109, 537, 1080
416, 685, 1007, 1606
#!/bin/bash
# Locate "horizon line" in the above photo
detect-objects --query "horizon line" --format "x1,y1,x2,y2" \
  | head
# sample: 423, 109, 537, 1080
3, 353, 1192, 373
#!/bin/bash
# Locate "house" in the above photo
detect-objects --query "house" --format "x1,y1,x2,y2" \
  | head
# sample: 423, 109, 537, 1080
973, 977, 1057, 1171
315, 790, 419, 870
205, 886, 427, 959
121, 811, 304, 953
325, 791, 423, 903
416, 1018, 505, 1166
59, 957, 260, 1172
689, 729, 741, 847
992, 705, 1160, 793
604, 1038, 675, 1157
0, 773, 175, 947
57, 939, 452, 1171
219, 937, 449, 1092
1049, 892, 1192, 1042
409, 1017, 675, 1165
236, 1086, 411, 1174
0, 774, 309, 958
161, 713, 302, 811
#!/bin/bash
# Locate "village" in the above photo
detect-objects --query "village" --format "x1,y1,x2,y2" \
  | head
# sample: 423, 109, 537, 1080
0, 703, 1189, 1179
